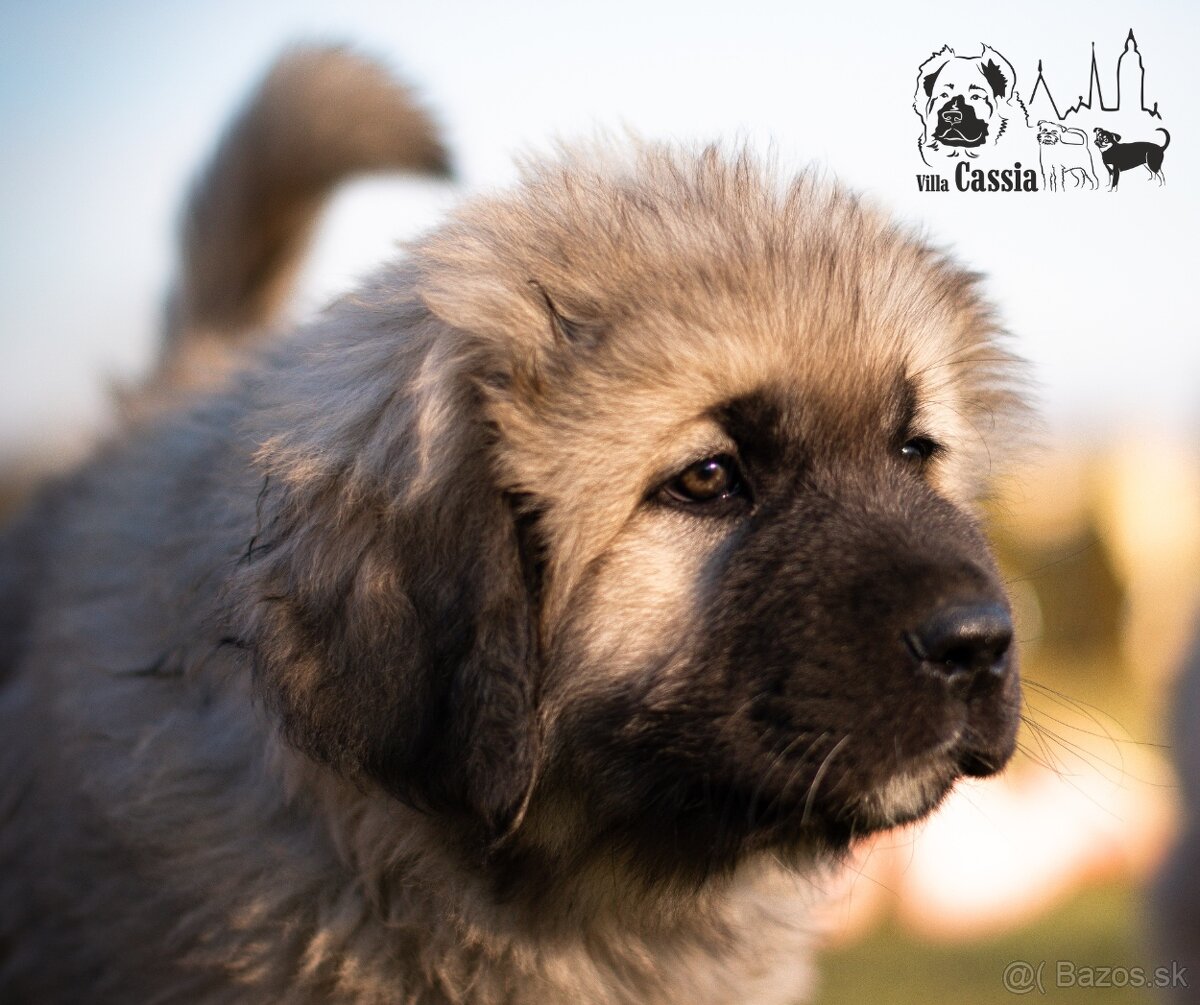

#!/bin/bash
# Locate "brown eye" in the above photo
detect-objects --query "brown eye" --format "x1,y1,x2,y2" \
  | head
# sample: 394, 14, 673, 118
663, 455, 744, 505
900, 437, 940, 465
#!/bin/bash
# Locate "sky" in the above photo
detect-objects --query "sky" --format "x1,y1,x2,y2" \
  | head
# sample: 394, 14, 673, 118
0, 0, 1197, 461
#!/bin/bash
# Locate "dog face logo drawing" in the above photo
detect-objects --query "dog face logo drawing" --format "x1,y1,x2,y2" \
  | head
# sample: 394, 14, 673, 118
915, 45, 1027, 166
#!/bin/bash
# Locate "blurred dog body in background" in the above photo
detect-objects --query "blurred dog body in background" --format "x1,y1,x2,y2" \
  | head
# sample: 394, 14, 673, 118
0, 48, 1029, 1004
1153, 630, 1200, 1004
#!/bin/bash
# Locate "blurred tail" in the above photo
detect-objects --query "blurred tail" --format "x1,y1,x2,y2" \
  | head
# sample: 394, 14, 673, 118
160, 45, 450, 377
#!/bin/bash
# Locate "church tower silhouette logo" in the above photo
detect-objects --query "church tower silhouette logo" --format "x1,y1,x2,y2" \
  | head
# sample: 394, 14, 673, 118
1028, 30, 1161, 121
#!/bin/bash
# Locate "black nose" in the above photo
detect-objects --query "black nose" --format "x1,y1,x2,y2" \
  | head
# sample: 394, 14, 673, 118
906, 603, 1013, 683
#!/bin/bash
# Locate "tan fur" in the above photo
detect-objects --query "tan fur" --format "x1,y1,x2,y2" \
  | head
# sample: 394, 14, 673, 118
0, 50, 1028, 1005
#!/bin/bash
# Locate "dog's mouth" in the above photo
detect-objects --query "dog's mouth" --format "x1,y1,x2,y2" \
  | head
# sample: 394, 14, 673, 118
793, 748, 1009, 858
933, 97, 988, 147
935, 124, 987, 147
736, 692, 1020, 855
813, 729, 1016, 848
848, 757, 961, 832
851, 731, 1014, 829
771, 644, 1021, 849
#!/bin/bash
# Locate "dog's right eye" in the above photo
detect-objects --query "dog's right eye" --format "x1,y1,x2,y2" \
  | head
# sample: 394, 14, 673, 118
659, 455, 748, 508
900, 436, 941, 466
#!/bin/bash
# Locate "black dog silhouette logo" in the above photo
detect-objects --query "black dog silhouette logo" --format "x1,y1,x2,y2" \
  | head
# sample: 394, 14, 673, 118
1092, 126, 1169, 190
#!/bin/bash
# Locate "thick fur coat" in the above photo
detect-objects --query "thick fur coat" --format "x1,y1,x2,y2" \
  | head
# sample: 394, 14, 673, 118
0, 48, 1029, 1004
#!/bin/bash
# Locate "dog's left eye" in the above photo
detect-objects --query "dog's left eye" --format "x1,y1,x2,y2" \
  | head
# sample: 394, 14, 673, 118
900, 436, 941, 465
660, 455, 747, 507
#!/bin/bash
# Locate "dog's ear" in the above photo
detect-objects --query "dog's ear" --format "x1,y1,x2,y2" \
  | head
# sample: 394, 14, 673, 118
916, 46, 953, 101
978, 45, 1017, 101
1111, 133, 1122, 142
229, 294, 539, 838
921, 68, 944, 99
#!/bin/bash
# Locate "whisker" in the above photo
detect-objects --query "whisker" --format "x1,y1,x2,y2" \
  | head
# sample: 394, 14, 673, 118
1024, 679, 1165, 749
748, 729, 826, 830
1001, 543, 1097, 584
801, 734, 851, 829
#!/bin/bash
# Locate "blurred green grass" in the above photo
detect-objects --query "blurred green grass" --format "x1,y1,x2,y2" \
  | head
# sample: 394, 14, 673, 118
815, 881, 1162, 1004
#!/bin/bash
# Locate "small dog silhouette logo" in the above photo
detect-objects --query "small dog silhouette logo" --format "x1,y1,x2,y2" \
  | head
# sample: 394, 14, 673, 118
1093, 127, 1170, 189
1036, 120, 1099, 191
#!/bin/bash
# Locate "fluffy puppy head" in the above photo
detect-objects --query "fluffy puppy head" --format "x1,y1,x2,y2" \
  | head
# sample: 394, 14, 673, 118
235, 143, 1029, 897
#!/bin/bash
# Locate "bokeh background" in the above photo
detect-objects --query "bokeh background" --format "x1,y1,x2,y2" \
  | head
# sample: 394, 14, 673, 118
2, 2, 1198, 1002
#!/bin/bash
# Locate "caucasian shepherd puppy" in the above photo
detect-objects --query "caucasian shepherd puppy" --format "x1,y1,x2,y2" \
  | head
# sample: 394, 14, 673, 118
0, 47, 1029, 1004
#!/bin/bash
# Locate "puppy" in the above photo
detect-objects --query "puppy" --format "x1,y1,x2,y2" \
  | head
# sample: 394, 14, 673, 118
1036, 120, 1098, 191
914, 44, 1026, 166
0, 47, 1030, 1004
1093, 127, 1170, 190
